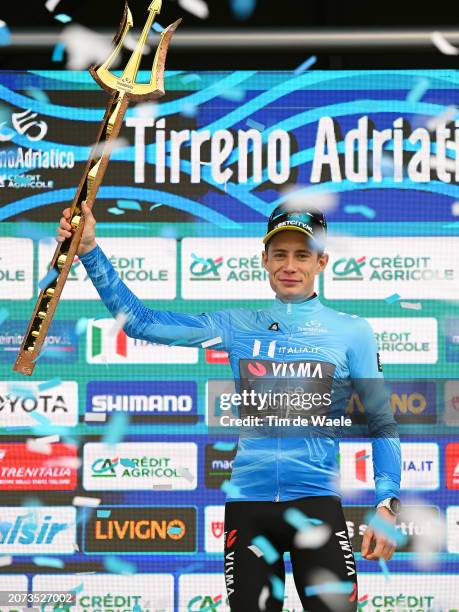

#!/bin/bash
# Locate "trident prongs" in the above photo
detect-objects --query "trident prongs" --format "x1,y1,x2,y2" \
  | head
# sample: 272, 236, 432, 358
13, 2, 181, 376
90, 1, 182, 100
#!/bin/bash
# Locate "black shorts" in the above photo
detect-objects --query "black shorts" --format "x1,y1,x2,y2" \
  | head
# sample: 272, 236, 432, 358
224, 495, 358, 612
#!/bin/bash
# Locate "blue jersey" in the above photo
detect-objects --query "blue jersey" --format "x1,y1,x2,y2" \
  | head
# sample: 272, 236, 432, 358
80, 244, 401, 505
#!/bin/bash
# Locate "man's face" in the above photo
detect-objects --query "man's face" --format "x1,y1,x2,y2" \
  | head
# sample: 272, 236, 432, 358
261, 230, 329, 301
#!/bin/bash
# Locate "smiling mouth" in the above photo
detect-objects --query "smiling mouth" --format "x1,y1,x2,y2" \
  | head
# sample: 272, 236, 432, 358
279, 278, 301, 284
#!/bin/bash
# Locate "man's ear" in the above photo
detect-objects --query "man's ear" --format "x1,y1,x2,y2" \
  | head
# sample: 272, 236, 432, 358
261, 249, 268, 270
318, 252, 329, 273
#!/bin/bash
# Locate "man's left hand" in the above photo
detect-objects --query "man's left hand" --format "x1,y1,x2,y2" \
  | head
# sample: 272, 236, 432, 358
360, 507, 396, 561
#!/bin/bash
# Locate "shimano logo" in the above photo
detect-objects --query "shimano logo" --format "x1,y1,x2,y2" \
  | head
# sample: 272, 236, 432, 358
91, 394, 193, 413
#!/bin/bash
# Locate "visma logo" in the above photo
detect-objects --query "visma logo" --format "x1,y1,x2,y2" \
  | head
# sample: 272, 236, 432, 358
0, 513, 68, 545
332, 256, 366, 280
190, 253, 223, 280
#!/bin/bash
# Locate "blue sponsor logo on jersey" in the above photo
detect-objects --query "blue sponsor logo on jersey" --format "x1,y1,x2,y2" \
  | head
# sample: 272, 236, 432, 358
0, 320, 77, 363
86, 381, 197, 417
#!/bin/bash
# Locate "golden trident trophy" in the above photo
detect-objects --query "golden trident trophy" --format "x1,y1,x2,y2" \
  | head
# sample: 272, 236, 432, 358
13, 1, 181, 376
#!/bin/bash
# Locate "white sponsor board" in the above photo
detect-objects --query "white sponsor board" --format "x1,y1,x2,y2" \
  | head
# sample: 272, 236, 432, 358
179, 573, 459, 611
205, 505, 225, 553
32, 573, 174, 611
339, 442, 439, 491
83, 442, 197, 490
0, 506, 76, 554
446, 506, 459, 554
38, 237, 176, 300
181, 238, 275, 300
86, 318, 198, 364
443, 381, 459, 425
0, 238, 33, 299
367, 317, 438, 364
0, 381, 78, 427
324, 237, 459, 299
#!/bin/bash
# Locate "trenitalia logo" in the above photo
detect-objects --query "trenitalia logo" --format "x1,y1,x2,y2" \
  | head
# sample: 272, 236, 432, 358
84, 506, 196, 553
332, 256, 366, 280
190, 254, 223, 280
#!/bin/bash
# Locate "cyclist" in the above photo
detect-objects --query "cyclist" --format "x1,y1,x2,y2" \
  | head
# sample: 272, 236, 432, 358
57, 202, 401, 612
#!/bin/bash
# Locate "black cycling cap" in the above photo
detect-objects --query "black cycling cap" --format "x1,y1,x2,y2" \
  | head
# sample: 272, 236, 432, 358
263, 204, 328, 247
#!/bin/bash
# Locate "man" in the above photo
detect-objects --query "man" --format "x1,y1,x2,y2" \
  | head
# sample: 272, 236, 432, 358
57, 202, 401, 611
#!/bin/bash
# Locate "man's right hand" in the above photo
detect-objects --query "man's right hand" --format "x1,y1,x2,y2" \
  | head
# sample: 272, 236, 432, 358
56, 200, 97, 257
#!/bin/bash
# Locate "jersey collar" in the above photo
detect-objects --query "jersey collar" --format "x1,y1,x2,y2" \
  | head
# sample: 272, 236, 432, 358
270, 292, 324, 318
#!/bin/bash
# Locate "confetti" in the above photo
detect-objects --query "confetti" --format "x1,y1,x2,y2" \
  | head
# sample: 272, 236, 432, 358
117, 199, 142, 211
178, 0, 209, 19
90, 137, 128, 157
44, 456, 82, 469
84, 412, 107, 422
72, 496, 101, 508
133, 102, 158, 119
61, 24, 119, 70
294, 524, 331, 549
378, 557, 391, 580
35, 434, 60, 445
181, 73, 202, 84
97, 509, 112, 518
282, 185, 339, 214
451, 201, 459, 216
343, 205, 376, 219
230, 0, 257, 20
149, 203, 163, 211
25, 88, 50, 103
33, 556, 65, 568
218, 87, 245, 102
246, 118, 265, 131
426, 105, 458, 130
75, 318, 89, 335
201, 336, 222, 348
110, 311, 129, 336
258, 585, 270, 611
221, 480, 244, 498
364, 511, 407, 546
0, 308, 8, 326
38, 267, 59, 290
283, 508, 322, 530
0, 556, 12, 567
45, 0, 62, 11
270, 575, 284, 600
384, 293, 401, 304
305, 581, 354, 597
103, 411, 129, 446
107, 207, 125, 215
0, 20, 10, 46
152, 22, 164, 33
38, 377, 62, 391
26, 439, 52, 455
399, 301, 422, 310
406, 78, 430, 103
251, 535, 280, 564
55, 13, 72, 23
180, 102, 198, 117
294, 55, 317, 75
177, 466, 195, 482
8, 383, 37, 400
431, 31, 459, 55
123, 33, 151, 55
103, 556, 136, 575
52, 43, 66, 62
248, 543, 263, 557
356, 453, 370, 461
213, 441, 237, 452
120, 458, 137, 468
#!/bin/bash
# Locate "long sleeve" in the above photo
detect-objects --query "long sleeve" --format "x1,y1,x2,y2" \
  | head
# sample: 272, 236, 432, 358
348, 318, 401, 505
79, 244, 232, 350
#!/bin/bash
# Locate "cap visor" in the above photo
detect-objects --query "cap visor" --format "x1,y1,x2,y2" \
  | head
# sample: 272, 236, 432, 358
263, 225, 315, 244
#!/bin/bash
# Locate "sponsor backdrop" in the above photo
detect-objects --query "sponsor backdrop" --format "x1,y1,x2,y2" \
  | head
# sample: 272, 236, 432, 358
1, 70, 459, 610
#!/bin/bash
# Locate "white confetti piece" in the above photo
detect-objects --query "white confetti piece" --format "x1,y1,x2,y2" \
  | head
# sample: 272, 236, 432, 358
426, 105, 458, 130
91, 137, 128, 158
451, 201, 459, 216
0, 556, 13, 567
179, 0, 209, 19
44, 456, 82, 469
110, 311, 129, 336
45, 0, 62, 11
61, 24, 120, 70
248, 544, 263, 557
281, 184, 339, 213
201, 336, 222, 348
258, 585, 270, 611
26, 439, 52, 455
74, 543, 80, 552
431, 31, 459, 55
399, 301, 422, 310
133, 102, 158, 119
72, 496, 101, 508
177, 466, 195, 482
293, 524, 331, 549
123, 33, 151, 55
35, 434, 60, 445
84, 412, 107, 422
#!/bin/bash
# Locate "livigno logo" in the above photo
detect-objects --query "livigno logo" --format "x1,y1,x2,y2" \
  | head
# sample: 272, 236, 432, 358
182, 238, 273, 300
324, 237, 459, 299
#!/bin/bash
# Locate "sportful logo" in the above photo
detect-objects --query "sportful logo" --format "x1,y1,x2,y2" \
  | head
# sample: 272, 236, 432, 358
190, 253, 223, 280
332, 256, 366, 280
